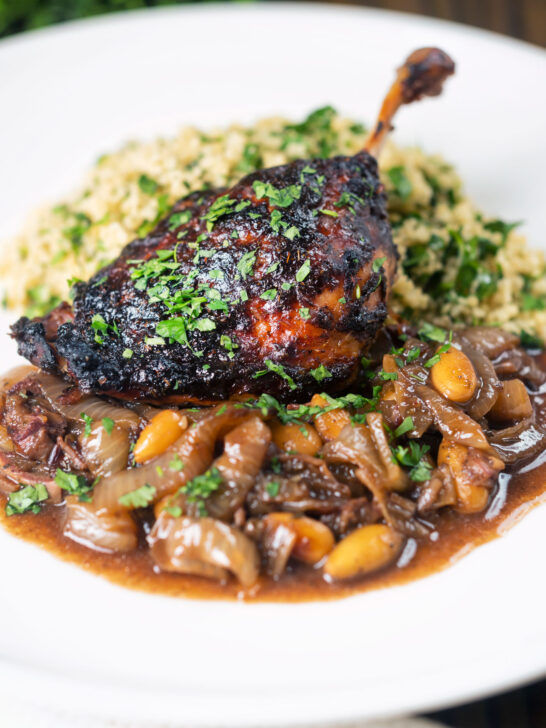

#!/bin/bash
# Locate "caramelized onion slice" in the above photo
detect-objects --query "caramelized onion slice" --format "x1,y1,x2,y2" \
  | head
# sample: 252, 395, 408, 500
459, 327, 519, 359
205, 417, 271, 520
489, 422, 546, 463
400, 373, 493, 452
148, 513, 260, 586
80, 422, 131, 477
92, 406, 257, 511
322, 417, 407, 492
63, 496, 138, 552
33, 373, 141, 429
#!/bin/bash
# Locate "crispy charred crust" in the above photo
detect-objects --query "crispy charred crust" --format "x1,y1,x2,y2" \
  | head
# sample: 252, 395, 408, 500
12, 152, 397, 402
400, 48, 455, 103
11, 319, 59, 372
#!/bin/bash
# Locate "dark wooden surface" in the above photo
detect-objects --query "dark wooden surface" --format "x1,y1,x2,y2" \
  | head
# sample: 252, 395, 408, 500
284, 4, 545, 726
286, 0, 546, 47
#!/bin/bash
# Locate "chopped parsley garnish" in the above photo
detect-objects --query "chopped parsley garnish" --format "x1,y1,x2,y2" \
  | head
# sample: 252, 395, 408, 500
418, 322, 449, 344
102, 417, 115, 435
334, 191, 366, 213
145, 336, 166, 346
6, 483, 49, 516
193, 318, 216, 331
379, 371, 397, 381
394, 416, 414, 438
295, 259, 311, 282
299, 307, 310, 320
179, 467, 223, 516
300, 165, 317, 183
62, 211, 92, 252
310, 364, 332, 382
137, 193, 170, 237
424, 331, 453, 368
253, 360, 297, 390
201, 194, 238, 231
520, 330, 543, 349
252, 180, 302, 208
236, 143, 263, 174
242, 389, 380, 426
168, 210, 192, 230
91, 313, 109, 344
122, 348, 133, 359
410, 460, 433, 482
237, 250, 257, 279
406, 346, 421, 363
483, 219, 520, 242
260, 288, 277, 301
269, 210, 300, 239
220, 335, 238, 359
138, 174, 159, 195
283, 106, 338, 157
372, 255, 387, 290
118, 484, 157, 508
284, 225, 300, 241
319, 209, 338, 218
265, 481, 280, 498
522, 293, 546, 312
372, 256, 386, 273
392, 441, 432, 482
80, 413, 93, 437
235, 200, 251, 213
169, 454, 184, 471
55, 469, 93, 501
387, 166, 412, 199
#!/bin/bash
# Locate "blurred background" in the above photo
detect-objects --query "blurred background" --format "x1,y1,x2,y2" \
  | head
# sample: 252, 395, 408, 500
1, 0, 544, 726
1, 0, 545, 46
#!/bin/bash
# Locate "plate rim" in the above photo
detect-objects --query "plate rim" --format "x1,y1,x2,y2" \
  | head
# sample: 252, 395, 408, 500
0, 4, 545, 726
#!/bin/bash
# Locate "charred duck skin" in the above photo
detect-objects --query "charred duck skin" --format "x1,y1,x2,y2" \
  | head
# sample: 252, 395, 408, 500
14, 155, 393, 402
12, 49, 454, 403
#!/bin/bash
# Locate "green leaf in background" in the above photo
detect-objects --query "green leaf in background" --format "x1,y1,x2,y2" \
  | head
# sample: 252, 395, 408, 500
0, 0, 256, 38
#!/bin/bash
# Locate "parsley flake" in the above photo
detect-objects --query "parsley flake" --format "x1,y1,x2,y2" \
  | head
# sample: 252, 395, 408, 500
310, 364, 332, 382
55, 469, 93, 501
295, 259, 311, 282
102, 417, 114, 435
253, 360, 297, 390
119, 484, 157, 508
138, 174, 159, 195
6, 483, 49, 516
81, 413, 93, 437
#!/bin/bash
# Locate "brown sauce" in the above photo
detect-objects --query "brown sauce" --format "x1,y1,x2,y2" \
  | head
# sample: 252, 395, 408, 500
2, 353, 546, 602
1, 451, 545, 602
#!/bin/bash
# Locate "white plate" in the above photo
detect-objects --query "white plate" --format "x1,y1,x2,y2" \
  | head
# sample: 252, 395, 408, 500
0, 4, 545, 726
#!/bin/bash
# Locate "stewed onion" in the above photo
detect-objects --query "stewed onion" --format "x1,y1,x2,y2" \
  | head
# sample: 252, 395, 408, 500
148, 513, 260, 586
92, 406, 259, 511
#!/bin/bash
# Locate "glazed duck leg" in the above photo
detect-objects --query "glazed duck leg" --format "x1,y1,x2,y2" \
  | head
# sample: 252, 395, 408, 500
12, 48, 455, 404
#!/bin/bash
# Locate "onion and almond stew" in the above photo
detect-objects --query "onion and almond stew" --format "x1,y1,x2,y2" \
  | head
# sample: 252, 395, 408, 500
2, 323, 545, 597
2, 48, 545, 600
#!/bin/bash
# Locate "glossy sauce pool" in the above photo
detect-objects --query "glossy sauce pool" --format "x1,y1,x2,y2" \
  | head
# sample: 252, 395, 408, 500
1, 450, 545, 602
